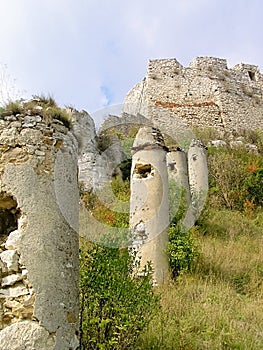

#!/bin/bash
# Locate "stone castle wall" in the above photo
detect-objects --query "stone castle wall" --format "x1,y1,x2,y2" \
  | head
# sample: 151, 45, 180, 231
124, 57, 263, 131
0, 106, 80, 349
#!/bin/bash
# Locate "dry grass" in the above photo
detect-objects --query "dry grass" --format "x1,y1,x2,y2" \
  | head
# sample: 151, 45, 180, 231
0, 96, 72, 128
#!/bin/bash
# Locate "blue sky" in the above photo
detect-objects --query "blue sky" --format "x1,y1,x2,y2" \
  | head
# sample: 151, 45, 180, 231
0, 0, 262, 124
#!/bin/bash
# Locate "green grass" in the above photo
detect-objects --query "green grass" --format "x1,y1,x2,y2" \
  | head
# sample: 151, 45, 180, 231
135, 133, 263, 349
79, 129, 263, 349
136, 211, 263, 349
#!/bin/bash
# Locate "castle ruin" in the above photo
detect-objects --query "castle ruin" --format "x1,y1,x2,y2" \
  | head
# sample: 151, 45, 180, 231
0, 55, 262, 348
124, 57, 263, 131
0, 105, 80, 349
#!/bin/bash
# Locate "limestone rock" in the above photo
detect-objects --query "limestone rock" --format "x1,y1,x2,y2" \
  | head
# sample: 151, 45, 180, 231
0, 284, 29, 298
245, 143, 258, 153
3, 299, 21, 309
0, 321, 55, 350
34, 149, 45, 156
5, 229, 22, 250
230, 140, 244, 148
0, 250, 19, 272
211, 140, 227, 147
1, 273, 23, 287
78, 120, 127, 191
22, 115, 41, 128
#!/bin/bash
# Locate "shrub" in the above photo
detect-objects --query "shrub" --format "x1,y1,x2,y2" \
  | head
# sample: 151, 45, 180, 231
96, 133, 111, 153
81, 179, 130, 229
244, 168, 263, 207
168, 224, 199, 278
79, 243, 159, 350
111, 177, 130, 201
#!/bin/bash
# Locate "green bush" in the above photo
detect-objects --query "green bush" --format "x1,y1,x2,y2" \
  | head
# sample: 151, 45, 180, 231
168, 224, 199, 278
79, 244, 159, 350
244, 168, 263, 207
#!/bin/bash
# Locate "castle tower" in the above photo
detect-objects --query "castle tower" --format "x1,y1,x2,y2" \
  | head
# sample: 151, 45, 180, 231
130, 126, 169, 284
0, 103, 79, 349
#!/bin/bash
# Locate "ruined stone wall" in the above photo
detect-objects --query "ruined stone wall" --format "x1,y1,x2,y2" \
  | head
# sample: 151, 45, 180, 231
124, 57, 263, 131
0, 108, 79, 349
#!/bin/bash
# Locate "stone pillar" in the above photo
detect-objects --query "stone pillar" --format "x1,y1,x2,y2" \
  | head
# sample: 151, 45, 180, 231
0, 105, 79, 349
130, 127, 169, 284
187, 139, 208, 224
167, 149, 191, 221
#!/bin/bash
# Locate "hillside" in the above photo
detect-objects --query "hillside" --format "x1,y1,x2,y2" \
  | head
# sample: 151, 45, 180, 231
79, 125, 263, 349
136, 128, 263, 349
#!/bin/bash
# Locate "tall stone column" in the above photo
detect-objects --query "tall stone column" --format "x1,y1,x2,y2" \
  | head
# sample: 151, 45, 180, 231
167, 142, 208, 229
167, 148, 191, 221
187, 139, 208, 224
130, 127, 169, 284
0, 105, 79, 349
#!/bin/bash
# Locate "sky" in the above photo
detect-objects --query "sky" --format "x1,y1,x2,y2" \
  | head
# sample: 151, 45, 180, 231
0, 0, 262, 125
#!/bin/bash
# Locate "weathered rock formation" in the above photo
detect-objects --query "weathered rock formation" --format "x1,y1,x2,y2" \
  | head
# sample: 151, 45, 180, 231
76, 111, 127, 192
0, 105, 79, 349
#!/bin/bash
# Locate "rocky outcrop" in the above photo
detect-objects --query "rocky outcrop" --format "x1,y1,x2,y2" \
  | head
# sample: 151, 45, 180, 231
75, 112, 127, 192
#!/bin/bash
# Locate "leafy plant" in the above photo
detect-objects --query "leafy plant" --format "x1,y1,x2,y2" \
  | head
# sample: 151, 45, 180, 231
244, 168, 263, 206
111, 177, 130, 201
168, 224, 199, 278
79, 243, 159, 350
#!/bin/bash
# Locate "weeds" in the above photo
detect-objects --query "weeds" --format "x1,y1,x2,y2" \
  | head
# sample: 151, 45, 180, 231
137, 129, 263, 349
0, 95, 72, 127
79, 241, 159, 350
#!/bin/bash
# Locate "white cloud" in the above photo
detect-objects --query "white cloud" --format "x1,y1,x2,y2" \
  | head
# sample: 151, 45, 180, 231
0, 0, 262, 121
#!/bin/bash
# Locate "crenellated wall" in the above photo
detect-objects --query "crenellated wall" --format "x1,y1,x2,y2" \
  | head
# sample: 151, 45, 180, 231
124, 56, 263, 131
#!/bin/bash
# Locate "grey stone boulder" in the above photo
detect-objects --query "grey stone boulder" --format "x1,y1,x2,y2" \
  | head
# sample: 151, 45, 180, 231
0, 321, 55, 350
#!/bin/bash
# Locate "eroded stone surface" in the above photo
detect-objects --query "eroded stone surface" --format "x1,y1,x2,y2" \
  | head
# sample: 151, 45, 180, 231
5, 230, 22, 250
0, 250, 19, 272
0, 284, 29, 298
1, 273, 23, 287
0, 106, 80, 348
130, 126, 170, 284
0, 321, 55, 350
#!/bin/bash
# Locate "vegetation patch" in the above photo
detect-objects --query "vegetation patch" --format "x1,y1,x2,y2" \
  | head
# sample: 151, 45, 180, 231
0, 95, 72, 128
79, 240, 159, 349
